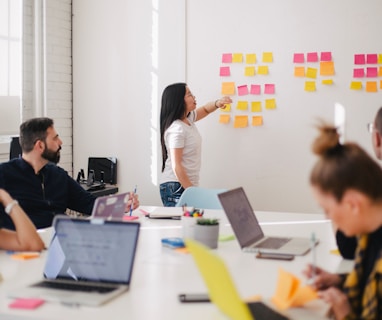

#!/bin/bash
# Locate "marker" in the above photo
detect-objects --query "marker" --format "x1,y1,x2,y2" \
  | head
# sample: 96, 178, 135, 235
130, 185, 137, 216
311, 232, 317, 283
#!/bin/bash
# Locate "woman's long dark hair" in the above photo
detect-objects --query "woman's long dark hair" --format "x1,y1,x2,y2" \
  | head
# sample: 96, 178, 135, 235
160, 83, 187, 172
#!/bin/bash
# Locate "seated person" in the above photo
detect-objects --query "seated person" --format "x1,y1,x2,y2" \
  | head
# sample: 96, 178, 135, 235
0, 188, 44, 251
0, 117, 139, 229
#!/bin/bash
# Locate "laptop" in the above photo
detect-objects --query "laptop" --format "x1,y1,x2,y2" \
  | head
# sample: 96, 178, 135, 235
8, 216, 140, 306
186, 239, 289, 320
90, 192, 130, 220
218, 187, 316, 255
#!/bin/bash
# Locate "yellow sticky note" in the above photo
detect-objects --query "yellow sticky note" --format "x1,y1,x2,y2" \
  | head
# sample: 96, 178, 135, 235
304, 81, 316, 92
265, 99, 276, 110
234, 116, 248, 128
219, 114, 230, 124
257, 66, 269, 75
320, 61, 335, 76
251, 101, 262, 112
322, 79, 333, 85
366, 81, 378, 92
350, 81, 362, 90
294, 66, 305, 77
236, 101, 248, 111
220, 103, 231, 112
232, 53, 243, 63
221, 82, 235, 95
244, 66, 255, 76
246, 53, 256, 64
252, 116, 263, 126
378, 54, 382, 64
262, 52, 273, 63
306, 67, 317, 79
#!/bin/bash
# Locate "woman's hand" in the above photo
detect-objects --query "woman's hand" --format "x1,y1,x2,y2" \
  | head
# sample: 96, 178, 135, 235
303, 263, 342, 290
319, 287, 351, 320
215, 96, 232, 109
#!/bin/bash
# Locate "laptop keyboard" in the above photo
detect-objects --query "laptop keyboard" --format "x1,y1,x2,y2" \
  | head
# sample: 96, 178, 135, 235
247, 301, 289, 320
254, 237, 291, 249
32, 281, 116, 294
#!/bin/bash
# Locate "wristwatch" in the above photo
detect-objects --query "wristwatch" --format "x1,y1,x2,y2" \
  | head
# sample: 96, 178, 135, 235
5, 200, 19, 215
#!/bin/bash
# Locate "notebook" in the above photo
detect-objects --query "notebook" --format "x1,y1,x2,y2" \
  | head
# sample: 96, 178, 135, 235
8, 216, 140, 306
91, 192, 130, 220
186, 239, 289, 320
218, 187, 316, 255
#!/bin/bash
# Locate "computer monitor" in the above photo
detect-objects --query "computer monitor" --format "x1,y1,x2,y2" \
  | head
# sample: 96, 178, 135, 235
88, 157, 117, 184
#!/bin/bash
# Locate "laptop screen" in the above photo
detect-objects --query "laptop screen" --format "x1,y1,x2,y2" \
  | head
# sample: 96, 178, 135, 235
218, 187, 264, 248
44, 217, 140, 284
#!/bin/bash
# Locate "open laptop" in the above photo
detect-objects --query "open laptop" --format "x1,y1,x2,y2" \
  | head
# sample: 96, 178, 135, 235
186, 239, 289, 320
218, 187, 316, 255
91, 192, 130, 220
8, 216, 140, 306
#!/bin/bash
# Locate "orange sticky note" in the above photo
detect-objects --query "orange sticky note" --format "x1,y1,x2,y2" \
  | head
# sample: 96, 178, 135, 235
294, 66, 305, 77
219, 114, 230, 124
221, 82, 235, 95
11, 252, 40, 260
320, 61, 335, 76
234, 116, 248, 128
366, 81, 378, 92
252, 116, 263, 126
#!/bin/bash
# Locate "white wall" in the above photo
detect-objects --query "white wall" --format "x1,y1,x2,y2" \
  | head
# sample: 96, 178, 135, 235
72, 0, 382, 211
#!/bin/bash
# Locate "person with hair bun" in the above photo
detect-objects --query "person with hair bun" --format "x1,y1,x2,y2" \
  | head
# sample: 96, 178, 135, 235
304, 122, 382, 320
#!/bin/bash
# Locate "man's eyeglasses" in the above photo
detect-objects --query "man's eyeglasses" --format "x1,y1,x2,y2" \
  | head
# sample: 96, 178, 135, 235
367, 122, 375, 133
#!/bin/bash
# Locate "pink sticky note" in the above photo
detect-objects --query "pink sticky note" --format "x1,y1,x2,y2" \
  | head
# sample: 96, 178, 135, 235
220, 66, 230, 76
366, 54, 378, 64
320, 52, 332, 61
9, 298, 45, 309
353, 68, 365, 78
366, 67, 378, 78
264, 84, 275, 94
354, 54, 365, 65
293, 53, 304, 63
250, 84, 261, 95
307, 52, 318, 62
222, 53, 232, 63
237, 85, 249, 96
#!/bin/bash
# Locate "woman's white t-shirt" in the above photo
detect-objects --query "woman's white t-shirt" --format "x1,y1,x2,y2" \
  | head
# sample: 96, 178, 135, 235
160, 111, 202, 186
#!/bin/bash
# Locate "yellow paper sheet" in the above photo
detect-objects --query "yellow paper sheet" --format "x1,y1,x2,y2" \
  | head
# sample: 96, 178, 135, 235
236, 101, 248, 111
322, 79, 333, 85
251, 101, 262, 112
244, 66, 255, 76
304, 81, 316, 92
350, 81, 362, 90
232, 53, 243, 63
265, 99, 276, 110
306, 67, 317, 79
257, 66, 269, 75
246, 53, 256, 64
220, 103, 231, 112
262, 52, 273, 63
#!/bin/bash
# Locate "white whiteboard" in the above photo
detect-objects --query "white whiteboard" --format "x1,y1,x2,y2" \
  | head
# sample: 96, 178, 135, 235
185, 0, 382, 213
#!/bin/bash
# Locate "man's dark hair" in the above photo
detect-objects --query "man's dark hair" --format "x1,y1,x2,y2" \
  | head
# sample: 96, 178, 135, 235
19, 117, 54, 153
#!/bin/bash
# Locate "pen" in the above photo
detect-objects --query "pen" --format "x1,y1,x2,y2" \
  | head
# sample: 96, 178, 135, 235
311, 232, 316, 282
130, 185, 137, 216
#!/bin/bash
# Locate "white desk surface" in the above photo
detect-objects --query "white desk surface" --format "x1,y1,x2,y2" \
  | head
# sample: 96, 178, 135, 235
0, 207, 353, 320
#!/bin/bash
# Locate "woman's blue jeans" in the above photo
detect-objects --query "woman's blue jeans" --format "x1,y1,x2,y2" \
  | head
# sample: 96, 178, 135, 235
160, 182, 184, 207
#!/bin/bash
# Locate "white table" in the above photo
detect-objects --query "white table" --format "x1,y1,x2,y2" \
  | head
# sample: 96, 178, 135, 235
0, 207, 353, 319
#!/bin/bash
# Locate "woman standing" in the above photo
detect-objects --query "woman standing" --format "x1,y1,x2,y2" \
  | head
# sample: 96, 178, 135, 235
159, 83, 231, 206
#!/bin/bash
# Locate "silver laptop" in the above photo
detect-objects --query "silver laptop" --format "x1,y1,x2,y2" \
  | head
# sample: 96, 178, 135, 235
91, 192, 130, 220
8, 216, 140, 306
218, 187, 316, 255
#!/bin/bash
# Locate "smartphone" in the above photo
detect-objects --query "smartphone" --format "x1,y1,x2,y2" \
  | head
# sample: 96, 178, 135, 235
256, 252, 294, 261
178, 293, 210, 303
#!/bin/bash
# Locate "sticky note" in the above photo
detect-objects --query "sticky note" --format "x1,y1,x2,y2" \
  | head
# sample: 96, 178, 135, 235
294, 66, 305, 77
246, 53, 256, 64
354, 54, 365, 65
251, 101, 262, 112
380, 80, 382, 90
220, 103, 231, 112
221, 82, 235, 95
236, 101, 248, 111
9, 298, 45, 309
350, 81, 362, 90
250, 84, 261, 95
234, 116, 248, 128
366, 54, 378, 64
220, 66, 230, 76
11, 252, 40, 260
265, 99, 276, 110
222, 53, 232, 63
366, 67, 378, 78
252, 116, 263, 126
304, 81, 316, 92
320, 51, 332, 61
264, 84, 275, 94
366, 81, 378, 92
320, 61, 335, 76
293, 53, 304, 63
257, 66, 269, 75
237, 85, 249, 96
262, 52, 273, 63
379, 54, 382, 64
322, 79, 333, 85
379, 67, 382, 77
244, 66, 255, 76
219, 114, 230, 124
307, 52, 318, 62
232, 53, 243, 63
353, 68, 365, 78
306, 67, 317, 79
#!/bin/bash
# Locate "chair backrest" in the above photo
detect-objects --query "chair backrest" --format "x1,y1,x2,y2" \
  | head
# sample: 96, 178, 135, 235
9, 136, 22, 160
175, 187, 227, 209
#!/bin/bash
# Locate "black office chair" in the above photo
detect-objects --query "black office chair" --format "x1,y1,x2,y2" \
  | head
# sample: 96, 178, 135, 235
9, 136, 22, 160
